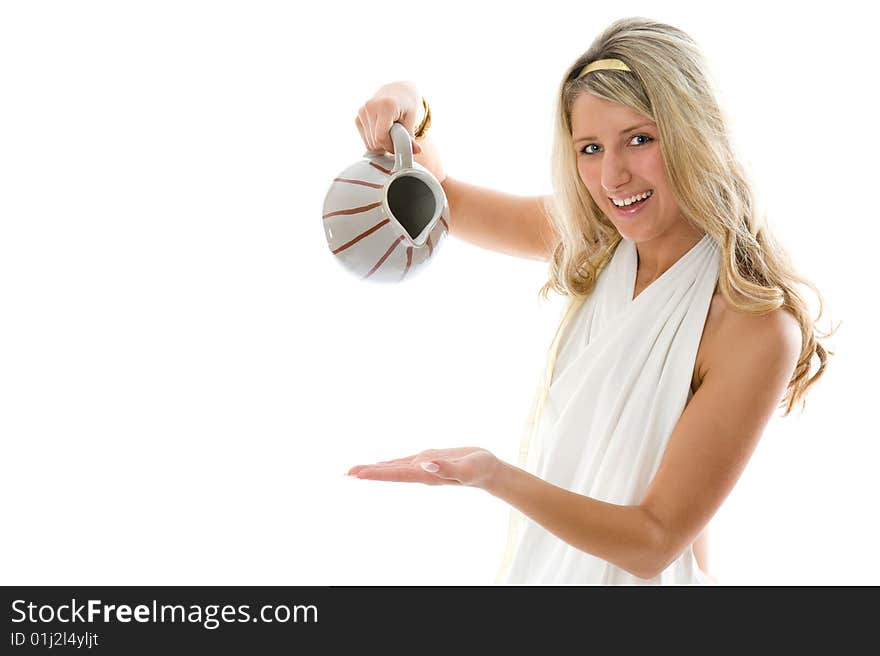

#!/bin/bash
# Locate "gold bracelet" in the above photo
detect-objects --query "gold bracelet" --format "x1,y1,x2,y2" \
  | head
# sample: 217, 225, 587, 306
414, 96, 431, 140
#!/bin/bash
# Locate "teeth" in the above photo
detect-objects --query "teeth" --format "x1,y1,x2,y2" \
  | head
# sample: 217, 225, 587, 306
612, 190, 653, 207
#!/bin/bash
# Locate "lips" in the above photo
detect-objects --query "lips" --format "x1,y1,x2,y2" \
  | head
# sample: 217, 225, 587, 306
610, 191, 653, 217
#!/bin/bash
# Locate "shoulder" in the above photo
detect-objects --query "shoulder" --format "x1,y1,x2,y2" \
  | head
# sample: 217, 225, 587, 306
709, 296, 802, 379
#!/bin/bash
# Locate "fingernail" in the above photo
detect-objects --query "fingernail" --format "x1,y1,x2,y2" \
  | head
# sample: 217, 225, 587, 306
420, 462, 439, 473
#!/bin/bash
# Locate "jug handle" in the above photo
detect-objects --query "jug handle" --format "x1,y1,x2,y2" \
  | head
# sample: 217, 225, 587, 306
388, 122, 414, 173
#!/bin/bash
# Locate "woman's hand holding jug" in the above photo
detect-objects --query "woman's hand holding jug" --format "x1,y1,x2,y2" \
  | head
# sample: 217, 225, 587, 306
322, 81, 451, 283
355, 81, 446, 185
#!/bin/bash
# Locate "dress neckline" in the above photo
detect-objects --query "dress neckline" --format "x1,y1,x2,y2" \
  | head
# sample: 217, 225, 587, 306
624, 233, 711, 304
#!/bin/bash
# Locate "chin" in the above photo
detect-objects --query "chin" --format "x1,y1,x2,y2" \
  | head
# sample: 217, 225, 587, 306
609, 222, 651, 243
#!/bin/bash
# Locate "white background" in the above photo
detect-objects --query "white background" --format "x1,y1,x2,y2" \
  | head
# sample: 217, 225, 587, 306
1, 0, 876, 585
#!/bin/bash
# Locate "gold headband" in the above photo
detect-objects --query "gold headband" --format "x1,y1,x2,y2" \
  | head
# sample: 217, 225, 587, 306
575, 58, 631, 79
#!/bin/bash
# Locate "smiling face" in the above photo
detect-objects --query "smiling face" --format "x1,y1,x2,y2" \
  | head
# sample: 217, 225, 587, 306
570, 93, 683, 242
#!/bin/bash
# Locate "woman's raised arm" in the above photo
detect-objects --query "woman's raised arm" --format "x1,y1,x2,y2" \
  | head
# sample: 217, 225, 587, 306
356, 81, 558, 262
440, 172, 557, 262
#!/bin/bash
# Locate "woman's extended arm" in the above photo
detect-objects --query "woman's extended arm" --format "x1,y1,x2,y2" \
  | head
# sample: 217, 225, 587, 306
356, 82, 558, 262
484, 464, 665, 578
349, 306, 802, 580
441, 173, 558, 262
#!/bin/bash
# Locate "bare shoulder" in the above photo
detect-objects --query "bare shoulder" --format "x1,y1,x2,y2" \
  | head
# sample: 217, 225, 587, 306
708, 296, 802, 378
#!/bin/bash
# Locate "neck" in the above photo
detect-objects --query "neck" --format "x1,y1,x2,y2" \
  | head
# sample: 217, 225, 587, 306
633, 221, 705, 281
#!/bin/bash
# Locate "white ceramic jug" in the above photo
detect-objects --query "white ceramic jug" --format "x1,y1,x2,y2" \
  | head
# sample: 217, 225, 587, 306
322, 123, 449, 282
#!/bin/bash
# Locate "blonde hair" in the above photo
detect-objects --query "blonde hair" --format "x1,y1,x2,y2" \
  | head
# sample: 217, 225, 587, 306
538, 17, 836, 416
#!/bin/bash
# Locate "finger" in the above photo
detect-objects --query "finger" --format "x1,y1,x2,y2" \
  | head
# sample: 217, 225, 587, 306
354, 453, 420, 470
353, 465, 432, 483
421, 459, 467, 484
373, 458, 412, 467
420, 459, 453, 479
347, 459, 413, 476
358, 107, 377, 152
355, 115, 367, 148
346, 463, 390, 475
377, 453, 421, 465
368, 97, 398, 154
373, 115, 394, 155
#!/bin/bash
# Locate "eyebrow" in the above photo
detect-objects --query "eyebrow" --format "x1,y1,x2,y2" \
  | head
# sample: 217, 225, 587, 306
573, 123, 654, 144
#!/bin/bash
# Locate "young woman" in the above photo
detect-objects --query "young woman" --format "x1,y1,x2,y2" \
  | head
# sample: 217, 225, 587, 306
346, 17, 833, 584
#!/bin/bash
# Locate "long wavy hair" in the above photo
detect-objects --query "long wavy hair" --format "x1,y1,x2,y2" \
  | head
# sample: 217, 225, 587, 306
538, 17, 836, 415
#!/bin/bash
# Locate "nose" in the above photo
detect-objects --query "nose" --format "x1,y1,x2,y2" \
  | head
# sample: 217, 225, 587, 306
600, 150, 631, 195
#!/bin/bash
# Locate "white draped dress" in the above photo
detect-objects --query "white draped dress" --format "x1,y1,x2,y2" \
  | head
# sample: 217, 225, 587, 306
496, 233, 720, 584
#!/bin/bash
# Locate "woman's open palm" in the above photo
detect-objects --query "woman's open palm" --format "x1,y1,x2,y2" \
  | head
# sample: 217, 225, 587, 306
347, 447, 500, 488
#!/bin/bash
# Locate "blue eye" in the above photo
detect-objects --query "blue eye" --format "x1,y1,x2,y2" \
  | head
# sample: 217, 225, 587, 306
579, 134, 654, 156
